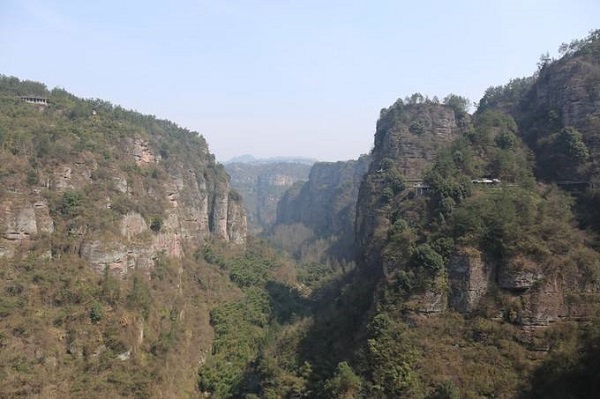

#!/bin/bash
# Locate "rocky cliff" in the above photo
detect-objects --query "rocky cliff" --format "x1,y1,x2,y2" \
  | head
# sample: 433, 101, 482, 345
480, 30, 600, 186
322, 86, 600, 397
0, 78, 246, 273
270, 155, 370, 264
0, 76, 249, 398
356, 101, 464, 276
353, 94, 600, 327
225, 161, 312, 234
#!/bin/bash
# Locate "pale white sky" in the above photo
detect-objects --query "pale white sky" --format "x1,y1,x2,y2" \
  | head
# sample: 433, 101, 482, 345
2, 0, 598, 161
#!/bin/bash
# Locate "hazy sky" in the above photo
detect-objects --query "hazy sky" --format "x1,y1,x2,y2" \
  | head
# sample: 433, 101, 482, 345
2, 1, 598, 162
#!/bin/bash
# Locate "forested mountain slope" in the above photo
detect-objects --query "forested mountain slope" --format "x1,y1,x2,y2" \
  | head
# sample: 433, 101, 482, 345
0, 76, 251, 398
343, 31, 600, 398
240, 32, 600, 399
480, 30, 600, 231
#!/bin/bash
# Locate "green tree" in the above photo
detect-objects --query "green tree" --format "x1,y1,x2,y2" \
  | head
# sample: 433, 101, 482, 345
150, 216, 162, 232
325, 362, 362, 398
414, 244, 444, 274
443, 94, 470, 115
363, 313, 420, 397
495, 130, 519, 150
558, 127, 588, 160
90, 301, 103, 324
60, 190, 83, 216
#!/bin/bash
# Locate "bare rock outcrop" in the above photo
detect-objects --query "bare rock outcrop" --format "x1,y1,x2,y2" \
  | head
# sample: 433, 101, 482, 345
0, 123, 246, 272
448, 248, 493, 314
356, 102, 462, 276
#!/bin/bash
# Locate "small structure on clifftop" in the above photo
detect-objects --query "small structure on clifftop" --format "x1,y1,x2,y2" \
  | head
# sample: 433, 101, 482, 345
21, 96, 48, 106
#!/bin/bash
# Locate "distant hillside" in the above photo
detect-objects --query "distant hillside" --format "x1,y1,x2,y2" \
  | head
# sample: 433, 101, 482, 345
224, 154, 317, 165
270, 155, 371, 266
225, 162, 312, 233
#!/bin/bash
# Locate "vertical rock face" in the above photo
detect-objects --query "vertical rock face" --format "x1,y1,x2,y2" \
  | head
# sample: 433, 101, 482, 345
497, 256, 543, 291
532, 62, 600, 129
227, 193, 246, 244
515, 38, 600, 182
272, 155, 371, 262
225, 162, 312, 234
131, 139, 159, 165
210, 182, 230, 240
0, 87, 246, 272
4, 203, 38, 240
1, 198, 54, 242
371, 103, 461, 179
448, 248, 492, 314
356, 102, 463, 275
276, 155, 371, 235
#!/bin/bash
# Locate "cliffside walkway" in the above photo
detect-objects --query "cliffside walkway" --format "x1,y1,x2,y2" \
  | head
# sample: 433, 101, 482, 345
20, 96, 48, 105
406, 178, 510, 194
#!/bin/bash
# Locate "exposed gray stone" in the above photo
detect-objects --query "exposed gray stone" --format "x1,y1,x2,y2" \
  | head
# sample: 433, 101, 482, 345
448, 248, 492, 314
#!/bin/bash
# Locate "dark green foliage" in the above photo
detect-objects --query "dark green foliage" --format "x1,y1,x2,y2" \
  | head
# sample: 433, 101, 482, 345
443, 93, 470, 116
477, 77, 535, 114
495, 130, 518, 149
228, 189, 242, 202
361, 313, 420, 397
448, 185, 581, 264
414, 243, 444, 274
296, 262, 334, 287
200, 245, 227, 268
149, 216, 162, 232
229, 255, 272, 288
90, 301, 103, 324
381, 187, 394, 202
533, 126, 590, 181
410, 121, 426, 135
0, 75, 48, 96
557, 127, 589, 160
324, 361, 362, 398
524, 322, 600, 399
60, 190, 84, 216
378, 157, 405, 198
199, 287, 271, 397
159, 142, 170, 159
197, 240, 316, 398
